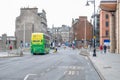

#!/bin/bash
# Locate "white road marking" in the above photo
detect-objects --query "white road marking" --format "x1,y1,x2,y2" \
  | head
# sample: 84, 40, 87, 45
68, 71, 72, 75
71, 71, 75, 75
64, 71, 67, 74
24, 74, 37, 80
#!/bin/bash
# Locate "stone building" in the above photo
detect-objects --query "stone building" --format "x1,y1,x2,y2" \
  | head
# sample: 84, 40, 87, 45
72, 16, 93, 48
0, 34, 16, 51
50, 26, 62, 44
59, 25, 71, 43
15, 7, 48, 48
49, 25, 71, 45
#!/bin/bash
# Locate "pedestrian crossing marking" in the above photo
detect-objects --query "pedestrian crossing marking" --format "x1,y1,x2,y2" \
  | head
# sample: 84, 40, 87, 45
68, 71, 72, 75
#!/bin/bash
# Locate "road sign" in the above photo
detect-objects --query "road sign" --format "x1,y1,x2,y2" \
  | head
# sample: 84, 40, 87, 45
104, 39, 110, 46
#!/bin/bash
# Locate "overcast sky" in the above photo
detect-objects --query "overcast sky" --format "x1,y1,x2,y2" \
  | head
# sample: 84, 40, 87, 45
0, 0, 100, 36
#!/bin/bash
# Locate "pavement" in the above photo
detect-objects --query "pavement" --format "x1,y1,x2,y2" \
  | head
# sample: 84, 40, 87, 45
0, 49, 24, 58
88, 49, 120, 80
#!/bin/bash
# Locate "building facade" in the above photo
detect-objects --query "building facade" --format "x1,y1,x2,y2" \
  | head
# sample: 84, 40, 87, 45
100, 10, 110, 46
95, 14, 100, 46
0, 34, 16, 51
15, 8, 48, 48
49, 25, 71, 45
59, 25, 71, 43
72, 16, 93, 48
100, 0, 117, 53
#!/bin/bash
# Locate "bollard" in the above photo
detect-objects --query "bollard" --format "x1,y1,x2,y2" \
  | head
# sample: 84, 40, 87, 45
18, 47, 23, 56
93, 48, 96, 57
20, 50, 23, 56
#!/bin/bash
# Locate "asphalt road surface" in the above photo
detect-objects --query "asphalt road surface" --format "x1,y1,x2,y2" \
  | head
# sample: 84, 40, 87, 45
0, 47, 101, 80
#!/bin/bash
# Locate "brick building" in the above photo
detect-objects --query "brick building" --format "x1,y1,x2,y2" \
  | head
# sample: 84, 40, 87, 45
72, 16, 93, 48
100, 10, 110, 46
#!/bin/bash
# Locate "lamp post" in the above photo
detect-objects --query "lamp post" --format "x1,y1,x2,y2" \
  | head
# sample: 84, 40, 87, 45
69, 27, 70, 42
23, 23, 25, 48
86, 0, 96, 56
84, 19, 86, 47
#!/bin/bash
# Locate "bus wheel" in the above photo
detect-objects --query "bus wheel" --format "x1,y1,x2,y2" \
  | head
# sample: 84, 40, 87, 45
33, 53, 36, 55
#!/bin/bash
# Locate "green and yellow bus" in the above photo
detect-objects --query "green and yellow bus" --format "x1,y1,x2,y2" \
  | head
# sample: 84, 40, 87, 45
30, 33, 50, 55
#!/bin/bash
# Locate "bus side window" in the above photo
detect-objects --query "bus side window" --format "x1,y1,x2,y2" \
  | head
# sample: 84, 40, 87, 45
45, 44, 47, 48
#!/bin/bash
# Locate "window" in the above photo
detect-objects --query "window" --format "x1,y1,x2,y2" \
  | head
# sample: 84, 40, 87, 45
105, 14, 109, 19
106, 30, 109, 36
106, 21, 109, 27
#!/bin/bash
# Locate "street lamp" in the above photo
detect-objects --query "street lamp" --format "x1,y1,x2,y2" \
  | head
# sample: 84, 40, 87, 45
69, 27, 70, 42
23, 23, 25, 48
86, 0, 96, 56
84, 19, 86, 47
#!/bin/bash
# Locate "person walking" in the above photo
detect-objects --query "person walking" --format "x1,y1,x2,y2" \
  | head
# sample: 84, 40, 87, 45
99, 45, 103, 53
103, 45, 107, 53
9, 45, 12, 50
72, 44, 75, 50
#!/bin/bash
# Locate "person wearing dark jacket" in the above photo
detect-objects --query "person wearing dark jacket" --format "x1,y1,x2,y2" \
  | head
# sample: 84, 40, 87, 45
103, 45, 107, 53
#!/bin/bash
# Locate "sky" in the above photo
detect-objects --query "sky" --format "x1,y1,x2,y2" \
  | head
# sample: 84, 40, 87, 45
0, 0, 100, 36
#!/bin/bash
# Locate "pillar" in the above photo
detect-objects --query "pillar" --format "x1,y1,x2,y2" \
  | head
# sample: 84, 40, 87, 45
116, 2, 120, 53
110, 12, 116, 53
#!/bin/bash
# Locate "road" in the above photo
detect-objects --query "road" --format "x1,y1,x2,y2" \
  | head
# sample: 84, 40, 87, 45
0, 47, 101, 80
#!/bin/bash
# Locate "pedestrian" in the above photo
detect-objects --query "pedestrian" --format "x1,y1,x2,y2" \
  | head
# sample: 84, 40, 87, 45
90, 43, 92, 50
99, 45, 103, 53
103, 45, 107, 53
72, 44, 75, 50
55, 47, 57, 52
54, 47, 57, 53
9, 45, 12, 50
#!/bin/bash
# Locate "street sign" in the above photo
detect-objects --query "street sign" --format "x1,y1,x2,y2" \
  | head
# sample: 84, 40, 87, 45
104, 39, 110, 46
